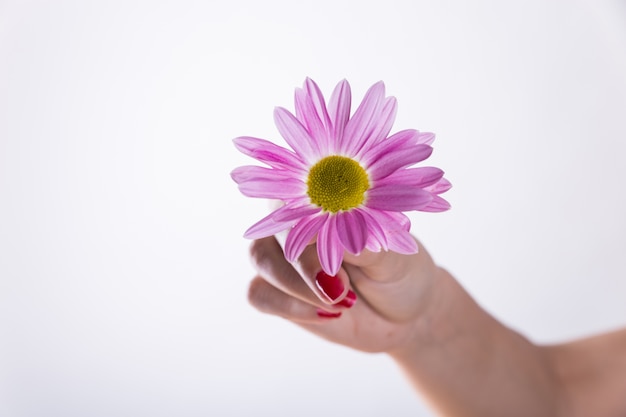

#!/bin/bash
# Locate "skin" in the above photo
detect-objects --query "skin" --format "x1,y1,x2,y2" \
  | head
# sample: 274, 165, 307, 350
247, 235, 626, 417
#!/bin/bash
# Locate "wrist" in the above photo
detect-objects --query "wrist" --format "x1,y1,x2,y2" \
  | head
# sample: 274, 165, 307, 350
385, 269, 565, 417
386, 266, 455, 361
386, 266, 499, 369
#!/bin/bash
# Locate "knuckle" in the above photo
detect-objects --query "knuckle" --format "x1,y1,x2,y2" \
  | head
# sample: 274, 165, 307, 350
248, 277, 299, 319
247, 277, 267, 309
248, 238, 271, 269
248, 239, 264, 261
292, 244, 319, 276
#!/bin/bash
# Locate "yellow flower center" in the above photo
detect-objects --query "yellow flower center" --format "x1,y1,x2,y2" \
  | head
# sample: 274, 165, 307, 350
307, 155, 370, 213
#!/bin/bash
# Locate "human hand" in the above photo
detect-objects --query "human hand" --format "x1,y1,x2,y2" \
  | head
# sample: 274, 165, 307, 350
247, 236, 585, 417
247, 235, 443, 354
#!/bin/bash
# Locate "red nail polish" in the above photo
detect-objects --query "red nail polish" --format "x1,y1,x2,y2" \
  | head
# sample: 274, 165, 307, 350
337, 290, 357, 308
315, 271, 345, 302
316, 309, 342, 319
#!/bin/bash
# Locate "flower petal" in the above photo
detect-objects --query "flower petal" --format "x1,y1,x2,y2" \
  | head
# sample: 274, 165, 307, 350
367, 210, 410, 232
243, 199, 322, 239
367, 144, 433, 181
274, 107, 319, 163
341, 81, 385, 155
358, 208, 388, 252
230, 165, 295, 183
359, 96, 397, 152
233, 136, 307, 173
335, 210, 368, 255
385, 211, 412, 231
232, 166, 306, 199
304, 77, 332, 133
416, 131, 436, 145
327, 79, 351, 148
295, 88, 326, 155
386, 229, 419, 254
271, 200, 321, 222
317, 216, 344, 276
237, 180, 305, 199
243, 211, 296, 239
424, 177, 452, 194
367, 211, 417, 254
284, 213, 329, 262
375, 167, 444, 189
366, 184, 433, 211
360, 129, 420, 167
420, 195, 451, 212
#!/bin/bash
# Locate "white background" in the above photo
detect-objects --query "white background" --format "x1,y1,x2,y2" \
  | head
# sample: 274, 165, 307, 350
1, 1, 625, 416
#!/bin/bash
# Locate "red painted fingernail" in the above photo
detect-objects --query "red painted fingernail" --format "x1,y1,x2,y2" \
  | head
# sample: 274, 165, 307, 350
316, 309, 342, 319
337, 290, 357, 308
315, 271, 345, 302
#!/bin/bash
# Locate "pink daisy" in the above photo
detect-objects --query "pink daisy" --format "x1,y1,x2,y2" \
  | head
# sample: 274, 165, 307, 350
231, 78, 451, 276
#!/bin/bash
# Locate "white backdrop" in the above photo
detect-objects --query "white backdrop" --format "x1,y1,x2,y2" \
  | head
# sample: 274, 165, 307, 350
1, 1, 625, 416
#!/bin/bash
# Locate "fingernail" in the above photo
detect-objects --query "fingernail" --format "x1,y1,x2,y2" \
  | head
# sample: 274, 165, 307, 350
316, 309, 342, 319
315, 271, 345, 302
337, 290, 357, 308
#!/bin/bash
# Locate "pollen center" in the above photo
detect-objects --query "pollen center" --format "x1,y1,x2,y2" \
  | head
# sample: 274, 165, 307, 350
307, 155, 370, 213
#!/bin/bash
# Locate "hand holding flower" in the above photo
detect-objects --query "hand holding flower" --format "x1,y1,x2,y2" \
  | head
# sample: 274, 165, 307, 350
247, 234, 443, 354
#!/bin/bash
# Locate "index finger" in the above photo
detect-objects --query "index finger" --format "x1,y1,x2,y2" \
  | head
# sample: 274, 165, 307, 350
275, 230, 352, 306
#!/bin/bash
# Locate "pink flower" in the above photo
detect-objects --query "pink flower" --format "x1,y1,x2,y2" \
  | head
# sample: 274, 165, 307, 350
231, 78, 451, 276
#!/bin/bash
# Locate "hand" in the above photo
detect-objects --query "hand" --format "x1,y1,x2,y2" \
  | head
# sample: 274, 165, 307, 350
246, 236, 626, 417
247, 235, 443, 354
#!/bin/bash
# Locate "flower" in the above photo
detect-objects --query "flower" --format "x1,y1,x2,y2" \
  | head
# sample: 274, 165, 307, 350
231, 78, 451, 276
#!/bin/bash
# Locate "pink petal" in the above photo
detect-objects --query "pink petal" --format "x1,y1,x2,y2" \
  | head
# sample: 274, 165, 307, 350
230, 165, 297, 184
365, 242, 382, 252
366, 210, 417, 254
237, 181, 304, 199
327, 79, 351, 148
360, 129, 420, 167
274, 107, 319, 163
416, 131, 435, 145
284, 213, 329, 263
360, 96, 397, 151
233, 166, 306, 199
295, 88, 327, 154
243, 211, 297, 239
317, 216, 344, 276
245, 200, 322, 239
424, 177, 452, 194
335, 210, 368, 255
367, 210, 410, 232
420, 195, 451, 212
367, 144, 433, 181
233, 136, 307, 173
386, 229, 419, 254
383, 211, 412, 231
271, 200, 321, 222
341, 81, 385, 155
358, 208, 388, 252
304, 78, 332, 133
366, 184, 433, 211
374, 167, 444, 188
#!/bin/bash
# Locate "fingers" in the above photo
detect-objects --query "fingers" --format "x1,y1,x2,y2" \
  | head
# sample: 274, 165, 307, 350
291, 243, 352, 305
246, 235, 437, 327
249, 236, 355, 308
248, 276, 346, 323
342, 240, 440, 322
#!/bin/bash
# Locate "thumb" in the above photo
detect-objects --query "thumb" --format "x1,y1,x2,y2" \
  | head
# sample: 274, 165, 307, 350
341, 239, 440, 322
342, 238, 436, 284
